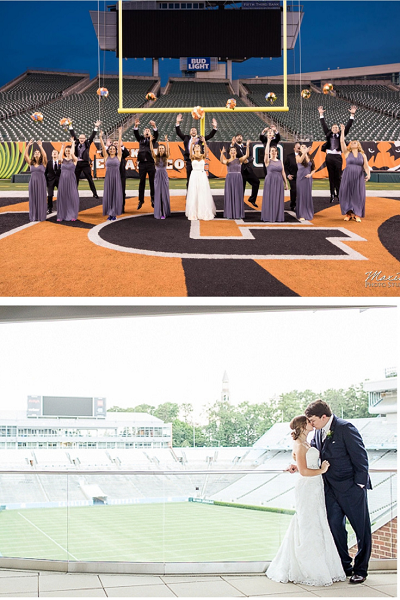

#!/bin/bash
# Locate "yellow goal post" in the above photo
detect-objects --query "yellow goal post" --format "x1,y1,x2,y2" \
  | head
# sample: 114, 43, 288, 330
117, 0, 288, 137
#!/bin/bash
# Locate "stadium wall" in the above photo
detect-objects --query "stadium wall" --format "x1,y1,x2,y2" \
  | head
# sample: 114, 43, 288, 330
350, 517, 397, 560
1, 140, 400, 180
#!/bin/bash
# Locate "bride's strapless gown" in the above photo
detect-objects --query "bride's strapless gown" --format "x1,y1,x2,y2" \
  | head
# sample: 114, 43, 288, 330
185, 159, 216, 221
266, 447, 346, 586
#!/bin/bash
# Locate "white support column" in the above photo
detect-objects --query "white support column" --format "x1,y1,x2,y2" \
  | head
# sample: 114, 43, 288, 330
152, 58, 159, 78
226, 60, 232, 83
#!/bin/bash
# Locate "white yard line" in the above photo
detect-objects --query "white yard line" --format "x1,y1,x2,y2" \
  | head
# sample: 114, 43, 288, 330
17, 512, 78, 560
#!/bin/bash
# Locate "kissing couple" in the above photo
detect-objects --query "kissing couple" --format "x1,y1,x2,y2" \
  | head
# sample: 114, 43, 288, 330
266, 400, 371, 587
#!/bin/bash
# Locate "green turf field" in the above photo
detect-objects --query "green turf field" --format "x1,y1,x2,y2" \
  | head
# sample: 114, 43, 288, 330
0, 502, 292, 562
1, 179, 399, 192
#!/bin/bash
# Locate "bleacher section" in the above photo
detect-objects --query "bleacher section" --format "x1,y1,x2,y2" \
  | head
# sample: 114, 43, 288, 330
0, 73, 86, 122
245, 83, 400, 141
123, 81, 267, 142
335, 84, 400, 119
0, 76, 156, 142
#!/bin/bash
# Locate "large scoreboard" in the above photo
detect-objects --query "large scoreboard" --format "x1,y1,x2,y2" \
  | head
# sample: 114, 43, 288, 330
27, 396, 106, 418
119, 8, 281, 60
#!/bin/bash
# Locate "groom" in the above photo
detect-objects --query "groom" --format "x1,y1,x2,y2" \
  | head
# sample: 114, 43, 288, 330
304, 400, 372, 584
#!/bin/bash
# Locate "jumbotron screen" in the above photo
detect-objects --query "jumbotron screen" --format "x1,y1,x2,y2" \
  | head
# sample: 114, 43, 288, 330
119, 9, 281, 59
43, 396, 93, 417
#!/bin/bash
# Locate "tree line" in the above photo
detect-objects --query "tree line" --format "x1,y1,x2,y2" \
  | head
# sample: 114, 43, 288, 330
107, 384, 370, 447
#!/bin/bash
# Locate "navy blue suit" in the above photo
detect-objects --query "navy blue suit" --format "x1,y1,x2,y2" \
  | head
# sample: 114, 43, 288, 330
311, 415, 372, 577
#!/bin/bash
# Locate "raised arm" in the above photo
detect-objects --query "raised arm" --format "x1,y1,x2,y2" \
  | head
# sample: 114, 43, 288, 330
239, 140, 250, 164
205, 118, 217, 142
58, 143, 64, 163
264, 139, 271, 167
344, 105, 356, 136
202, 137, 209, 159
175, 114, 185, 141
117, 127, 122, 162
37, 140, 47, 167
24, 139, 33, 164
318, 106, 330, 136
99, 131, 107, 160
133, 117, 141, 142
164, 134, 170, 158
220, 146, 228, 165
340, 123, 348, 156
149, 135, 156, 160
70, 139, 78, 164
150, 121, 158, 142
88, 120, 100, 145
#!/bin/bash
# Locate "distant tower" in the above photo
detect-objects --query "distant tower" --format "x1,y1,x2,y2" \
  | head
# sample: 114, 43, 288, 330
221, 371, 230, 403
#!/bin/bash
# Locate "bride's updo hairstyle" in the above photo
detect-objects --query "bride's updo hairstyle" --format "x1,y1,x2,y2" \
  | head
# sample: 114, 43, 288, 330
290, 415, 308, 440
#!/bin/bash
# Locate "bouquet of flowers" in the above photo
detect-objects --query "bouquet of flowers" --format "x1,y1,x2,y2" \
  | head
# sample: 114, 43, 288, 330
226, 98, 236, 110
323, 83, 334, 95
59, 118, 72, 131
265, 92, 277, 105
301, 89, 311, 99
191, 106, 205, 120
31, 112, 43, 122
146, 92, 156, 101
97, 87, 109, 98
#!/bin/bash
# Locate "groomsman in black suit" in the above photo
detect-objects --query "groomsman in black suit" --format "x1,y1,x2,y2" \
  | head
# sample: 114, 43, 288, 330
260, 124, 281, 177
318, 105, 357, 202
230, 133, 259, 207
133, 118, 158, 210
175, 113, 217, 187
44, 149, 61, 214
69, 120, 100, 198
284, 142, 301, 211
106, 137, 130, 213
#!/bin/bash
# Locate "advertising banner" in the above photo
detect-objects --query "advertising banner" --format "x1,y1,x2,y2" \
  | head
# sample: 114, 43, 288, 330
2, 141, 400, 180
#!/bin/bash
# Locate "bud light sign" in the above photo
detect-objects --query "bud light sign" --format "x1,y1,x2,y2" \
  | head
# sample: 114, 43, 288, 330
187, 57, 210, 71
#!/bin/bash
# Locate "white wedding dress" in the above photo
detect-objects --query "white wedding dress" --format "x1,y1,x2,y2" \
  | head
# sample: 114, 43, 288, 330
185, 159, 216, 221
266, 447, 346, 586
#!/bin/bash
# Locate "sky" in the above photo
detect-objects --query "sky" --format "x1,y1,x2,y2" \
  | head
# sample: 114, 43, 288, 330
0, 306, 396, 424
0, 1, 399, 88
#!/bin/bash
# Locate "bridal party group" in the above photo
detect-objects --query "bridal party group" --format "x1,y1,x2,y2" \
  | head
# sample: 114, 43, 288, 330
26, 105, 370, 225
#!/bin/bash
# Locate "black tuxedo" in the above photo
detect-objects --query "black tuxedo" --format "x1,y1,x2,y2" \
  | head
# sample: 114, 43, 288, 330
45, 159, 61, 212
259, 131, 281, 177
175, 125, 217, 187
69, 127, 98, 197
232, 141, 259, 205
311, 415, 372, 578
134, 128, 158, 203
320, 116, 354, 197
284, 152, 298, 210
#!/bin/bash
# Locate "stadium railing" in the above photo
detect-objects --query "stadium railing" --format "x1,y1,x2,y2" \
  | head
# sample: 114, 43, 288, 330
0, 467, 395, 574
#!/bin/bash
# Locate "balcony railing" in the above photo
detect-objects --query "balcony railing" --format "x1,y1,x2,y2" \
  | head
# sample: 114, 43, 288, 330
0, 468, 395, 574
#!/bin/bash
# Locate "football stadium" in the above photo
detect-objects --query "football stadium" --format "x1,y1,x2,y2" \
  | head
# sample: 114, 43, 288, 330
0, 1, 399, 297
0, 306, 396, 597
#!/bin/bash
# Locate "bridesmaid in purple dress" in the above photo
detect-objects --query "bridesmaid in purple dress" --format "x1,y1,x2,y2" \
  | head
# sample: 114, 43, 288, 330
150, 135, 171, 219
99, 128, 123, 221
24, 139, 47, 222
339, 124, 370, 222
296, 144, 315, 221
261, 134, 289, 222
57, 139, 80, 222
220, 141, 250, 219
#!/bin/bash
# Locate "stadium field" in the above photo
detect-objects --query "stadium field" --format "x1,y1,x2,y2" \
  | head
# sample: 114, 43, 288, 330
0, 502, 292, 563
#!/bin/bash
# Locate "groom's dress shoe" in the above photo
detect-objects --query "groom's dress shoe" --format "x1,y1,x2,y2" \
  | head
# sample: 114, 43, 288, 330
349, 575, 366, 584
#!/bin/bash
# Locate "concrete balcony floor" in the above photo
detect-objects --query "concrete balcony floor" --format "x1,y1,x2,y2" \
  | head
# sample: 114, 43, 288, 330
0, 569, 396, 597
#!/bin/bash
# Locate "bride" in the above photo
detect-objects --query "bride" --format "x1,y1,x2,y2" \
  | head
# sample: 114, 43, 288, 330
185, 137, 216, 221
266, 415, 346, 587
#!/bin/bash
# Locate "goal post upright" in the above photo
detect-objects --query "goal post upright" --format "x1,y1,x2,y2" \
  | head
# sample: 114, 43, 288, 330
118, 0, 289, 118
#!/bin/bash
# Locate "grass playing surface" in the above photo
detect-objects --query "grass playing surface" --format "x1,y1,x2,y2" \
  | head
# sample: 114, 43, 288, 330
0, 502, 292, 562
